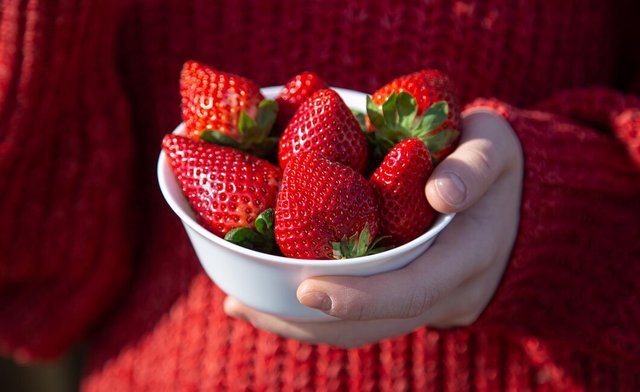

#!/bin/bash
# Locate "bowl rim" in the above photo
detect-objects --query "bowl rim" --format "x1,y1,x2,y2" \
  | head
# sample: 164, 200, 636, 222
157, 86, 455, 268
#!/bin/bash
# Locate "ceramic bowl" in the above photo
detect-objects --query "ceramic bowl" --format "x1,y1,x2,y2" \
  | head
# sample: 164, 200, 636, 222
157, 86, 455, 320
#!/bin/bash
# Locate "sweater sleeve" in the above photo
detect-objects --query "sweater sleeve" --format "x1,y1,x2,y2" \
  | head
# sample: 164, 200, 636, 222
0, 1, 134, 361
467, 88, 640, 366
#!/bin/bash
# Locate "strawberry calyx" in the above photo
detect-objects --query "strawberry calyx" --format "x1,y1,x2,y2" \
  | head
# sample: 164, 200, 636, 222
351, 108, 368, 132
331, 223, 389, 259
224, 208, 280, 255
201, 99, 279, 157
366, 92, 459, 165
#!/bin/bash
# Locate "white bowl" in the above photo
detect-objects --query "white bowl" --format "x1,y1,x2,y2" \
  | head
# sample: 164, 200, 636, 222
157, 86, 455, 321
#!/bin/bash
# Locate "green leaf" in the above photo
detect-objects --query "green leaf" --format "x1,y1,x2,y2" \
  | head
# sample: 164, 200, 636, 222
200, 130, 241, 147
412, 128, 431, 140
423, 128, 460, 155
382, 92, 399, 130
331, 242, 343, 259
366, 241, 390, 255
224, 208, 278, 254
366, 96, 385, 129
351, 108, 368, 133
238, 110, 258, 140
231, 100, 280, 156
417, 101, 449, 134
331, 223, 387, 259
366, 131, 394, 167
356, 226, 371, 256
200, 100, 279, 156
256, 99, 278, 133
247, 136, 279, 158
255, 208, 275, 235
225, 227, 265, 249
396, 92, 417, 129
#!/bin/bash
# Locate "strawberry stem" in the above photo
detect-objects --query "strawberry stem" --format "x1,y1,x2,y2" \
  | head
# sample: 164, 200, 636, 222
200, 99, 280, 158
366, 93, 458, 165
200, 130, 241, 147
331, 223, 389, 259
351, 108, 367, 132
224, 208, 280, 254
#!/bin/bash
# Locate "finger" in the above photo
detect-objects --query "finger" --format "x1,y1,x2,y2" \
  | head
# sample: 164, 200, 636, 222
223, 296, 351, 345
425, 110, 519, 213
297, 208, 499, 321
224, 297, 423, 348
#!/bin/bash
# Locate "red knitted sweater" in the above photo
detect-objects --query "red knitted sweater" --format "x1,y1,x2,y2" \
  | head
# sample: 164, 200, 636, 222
1, 0, 640, 391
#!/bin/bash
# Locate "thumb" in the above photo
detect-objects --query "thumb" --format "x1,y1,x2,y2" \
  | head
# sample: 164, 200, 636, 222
426, 109, 519, 213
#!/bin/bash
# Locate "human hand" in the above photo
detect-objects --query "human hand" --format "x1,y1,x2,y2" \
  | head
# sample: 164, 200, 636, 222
224, 109, 523, 348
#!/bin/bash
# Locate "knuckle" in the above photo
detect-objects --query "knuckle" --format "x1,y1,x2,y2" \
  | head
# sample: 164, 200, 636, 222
332, 296, 370, 321
472, 147, 494, 175
399, 285, 438, 319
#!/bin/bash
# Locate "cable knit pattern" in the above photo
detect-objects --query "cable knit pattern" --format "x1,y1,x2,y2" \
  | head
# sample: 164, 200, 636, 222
1, 0, 639, 390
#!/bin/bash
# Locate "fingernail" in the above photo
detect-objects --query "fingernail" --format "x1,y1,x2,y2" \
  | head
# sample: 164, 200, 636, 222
435, 171, 466, 206
299, 291, 332, 311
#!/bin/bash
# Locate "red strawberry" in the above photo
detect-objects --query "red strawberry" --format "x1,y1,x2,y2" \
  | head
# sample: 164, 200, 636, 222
180, 60, 278, 155
275, 152, 379, 259
278, 89, 369, 173
370, 138, 436, 246
275, 71, 328, 132
367, 69, 461, 164
162, 134, 282, 238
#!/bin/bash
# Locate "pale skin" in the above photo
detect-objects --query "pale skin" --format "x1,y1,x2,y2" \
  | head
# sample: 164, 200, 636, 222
224, 109, 524, 348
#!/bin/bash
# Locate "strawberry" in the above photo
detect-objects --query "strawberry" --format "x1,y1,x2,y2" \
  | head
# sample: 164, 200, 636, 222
275, 71, 328, 132
367, 69, 461, 164
180, 60, 278, 156
278, 89, 369, 173
275, 152, 380, 259
370, 138, 436, 246
162, 134, 282, 240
